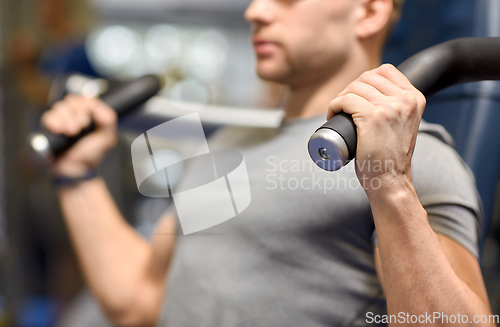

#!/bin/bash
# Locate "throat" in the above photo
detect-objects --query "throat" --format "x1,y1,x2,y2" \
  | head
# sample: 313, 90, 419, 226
283, 77, 343, 121
283, 56, 379, 121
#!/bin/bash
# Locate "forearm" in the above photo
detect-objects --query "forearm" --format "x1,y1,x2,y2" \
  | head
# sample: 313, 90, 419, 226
58, 177, 161, 325
370, 178, 492, 326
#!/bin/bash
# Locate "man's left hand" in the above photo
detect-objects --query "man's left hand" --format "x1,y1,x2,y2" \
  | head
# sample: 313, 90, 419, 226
327, 64, 426, 196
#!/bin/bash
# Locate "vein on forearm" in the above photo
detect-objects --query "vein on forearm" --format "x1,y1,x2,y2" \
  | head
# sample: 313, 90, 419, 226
370, 188, 491, 321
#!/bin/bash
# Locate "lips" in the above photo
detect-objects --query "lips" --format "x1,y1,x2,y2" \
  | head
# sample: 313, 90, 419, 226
252, 36, 280, 57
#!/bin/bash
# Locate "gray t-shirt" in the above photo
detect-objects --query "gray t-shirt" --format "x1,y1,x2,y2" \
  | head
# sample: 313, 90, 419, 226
158, 115, 482, 327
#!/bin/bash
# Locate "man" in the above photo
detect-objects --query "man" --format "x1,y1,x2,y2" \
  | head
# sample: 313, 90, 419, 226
42, 0, 494, 326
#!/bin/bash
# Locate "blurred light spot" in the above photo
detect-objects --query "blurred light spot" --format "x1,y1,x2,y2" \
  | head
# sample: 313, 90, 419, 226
169, 78, 210, 104
65, 75, 94, 94
144, 24, 182, 73
30, 135, 49, 152
89, 26, 139, 69
183, 29, 229, 81
80, 79, 109, 97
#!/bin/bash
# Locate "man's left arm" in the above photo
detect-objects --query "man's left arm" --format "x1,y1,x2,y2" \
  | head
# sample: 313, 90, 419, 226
327, 64, 494, 326
372, 193, 492, 326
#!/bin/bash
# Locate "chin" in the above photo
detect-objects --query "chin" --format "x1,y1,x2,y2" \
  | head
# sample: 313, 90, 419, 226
255, 59, 290, 84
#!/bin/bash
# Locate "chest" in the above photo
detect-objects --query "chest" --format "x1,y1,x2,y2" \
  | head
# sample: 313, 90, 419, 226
219, 133, 375, 244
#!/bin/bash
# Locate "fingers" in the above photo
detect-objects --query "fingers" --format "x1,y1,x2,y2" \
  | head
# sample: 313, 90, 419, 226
328, 87, 419, 125
327, 93, 377, 121
371, 64, 426, 111
41, 95, 117, 137
338, 80, 385, 103
356, 70, 401, 97
373, 64, 414, 90
53, 98, 90, 136
327, 64, 426, 121
41, 103, 67, 134
65, 95, 93, 128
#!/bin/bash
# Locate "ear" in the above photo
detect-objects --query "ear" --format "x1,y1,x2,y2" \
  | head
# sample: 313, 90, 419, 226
354, 0, 393, 40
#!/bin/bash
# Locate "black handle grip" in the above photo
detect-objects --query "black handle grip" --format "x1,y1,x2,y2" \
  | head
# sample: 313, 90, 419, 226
315, 112, 357, 161
313, 37, 500, 168
30, 74, 162, 161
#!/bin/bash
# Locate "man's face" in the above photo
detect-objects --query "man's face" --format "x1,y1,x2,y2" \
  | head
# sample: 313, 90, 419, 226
245, 0, 359, 87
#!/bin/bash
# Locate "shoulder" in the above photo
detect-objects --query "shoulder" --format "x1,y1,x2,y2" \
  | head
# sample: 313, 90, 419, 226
412, 123, 483, 257
412, 126, 479, 211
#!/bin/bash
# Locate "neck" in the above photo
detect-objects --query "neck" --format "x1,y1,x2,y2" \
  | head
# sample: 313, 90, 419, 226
283, 49, 380, 121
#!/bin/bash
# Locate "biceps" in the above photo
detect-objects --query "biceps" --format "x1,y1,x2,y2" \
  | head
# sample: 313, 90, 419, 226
437, 234, 490, 307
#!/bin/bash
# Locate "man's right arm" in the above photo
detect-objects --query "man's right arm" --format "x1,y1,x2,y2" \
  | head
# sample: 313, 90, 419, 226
42, 95, 176, 327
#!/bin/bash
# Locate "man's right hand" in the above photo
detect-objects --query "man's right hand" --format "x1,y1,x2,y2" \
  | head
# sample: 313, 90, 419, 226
41, 94, 118, 177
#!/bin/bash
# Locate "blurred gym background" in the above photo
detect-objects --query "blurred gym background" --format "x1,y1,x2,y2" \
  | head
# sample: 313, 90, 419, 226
0, 0, 497, 326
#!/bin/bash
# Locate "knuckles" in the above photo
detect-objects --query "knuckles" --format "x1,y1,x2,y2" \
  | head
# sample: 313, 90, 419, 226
416, 90, 427, 108
387, 99, 403, 114
358, 70, 375, 84
51, 102, 66, 111
342, 93, 358, 103
401, 92, 418, 111
40, 112, 54, 127
385, 91, 421, 118
373, 97, 415, 123
360, 70, 372, 79
330, 64, 427, 124
102, 110, 118, 127
401, 91, 415, 105
377, 63, 397, 75
371, 106, 388, 122
350, 81, 366, 93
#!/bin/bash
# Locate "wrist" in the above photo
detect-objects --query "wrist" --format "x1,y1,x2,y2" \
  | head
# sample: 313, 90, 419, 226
52, 170, 99, 188
364, 170, 414, 198
367, 176, 427, 224
50, 161, 98, 177
367, 173, 420, 207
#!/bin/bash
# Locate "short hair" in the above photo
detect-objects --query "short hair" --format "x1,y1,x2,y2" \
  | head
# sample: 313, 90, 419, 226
389, 0, 405, 31
382, 0, 404, 45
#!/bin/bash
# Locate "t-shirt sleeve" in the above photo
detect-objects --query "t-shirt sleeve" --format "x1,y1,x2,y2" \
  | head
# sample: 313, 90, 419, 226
425, 204, 481, 258
372, 132, 483, 259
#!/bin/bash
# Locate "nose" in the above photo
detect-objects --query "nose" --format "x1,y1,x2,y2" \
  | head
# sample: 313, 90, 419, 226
245, 0, 275, 26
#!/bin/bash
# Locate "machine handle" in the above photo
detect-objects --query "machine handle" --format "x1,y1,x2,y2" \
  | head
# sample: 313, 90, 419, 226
309, 37, 500, 171
27, 74, 162, 164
